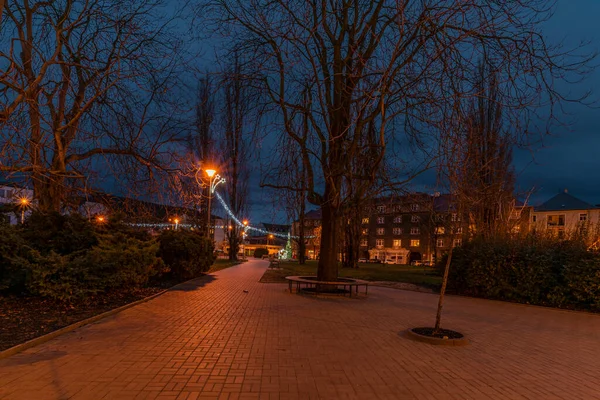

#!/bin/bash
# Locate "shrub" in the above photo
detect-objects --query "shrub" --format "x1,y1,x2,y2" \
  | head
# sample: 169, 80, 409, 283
0, 221, 32, 293
157, 230, 215, 280
442, 234, 600, 310
254, 248, 269, 259
19, 212, 98, 255
25, 233, 164, 301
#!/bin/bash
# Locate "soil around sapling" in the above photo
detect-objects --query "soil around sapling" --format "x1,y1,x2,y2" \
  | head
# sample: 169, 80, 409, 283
411, 327, 464, 339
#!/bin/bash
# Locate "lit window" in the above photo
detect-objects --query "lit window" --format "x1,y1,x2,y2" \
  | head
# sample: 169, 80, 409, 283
437, 239, 444, 247
362, 228, 369, 235
393, 228, 402, 235
411, 204, 419, 211
410, 227, 420, 235
410, 239, 420, 247
411, 215, 420, 223
580, 213, 587, 221
453, 238, 462, 247
362, 217, 369, 224
435, 227, 445, 234
377, 217, 385, 224
456, 227, 463, 234
547, 215, 565, 227
376, 239, 384, 247
393, 239, 401, 247
394, 216, 402, 223
376, 228, 384, 235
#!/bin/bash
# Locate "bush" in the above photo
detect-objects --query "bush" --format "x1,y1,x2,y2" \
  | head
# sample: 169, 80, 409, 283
25, 233, 164, 301
442, 234, 600, 310
19, 212, 98, 255
254, 248, 269, 259
157, 230, 215, 280
0, 221, 32, 293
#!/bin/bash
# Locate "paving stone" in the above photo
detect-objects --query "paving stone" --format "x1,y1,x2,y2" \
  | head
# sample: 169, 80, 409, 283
0, 259, 599, 399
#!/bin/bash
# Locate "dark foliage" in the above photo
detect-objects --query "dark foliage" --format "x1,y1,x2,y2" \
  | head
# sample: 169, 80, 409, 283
253, 248, 269, 258
157, 230, 216, 281
19, 212, 98, 255
441, 235, 600, 310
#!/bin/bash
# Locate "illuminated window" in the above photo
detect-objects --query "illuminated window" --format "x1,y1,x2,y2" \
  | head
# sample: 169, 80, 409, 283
437, 239, 444, 247
362, 217, 369, 224
376, 228, 384, 235
376, 239, 384, 247
435, 227, 445, 234
393, 239, 401, 247
410, 239, 420, 247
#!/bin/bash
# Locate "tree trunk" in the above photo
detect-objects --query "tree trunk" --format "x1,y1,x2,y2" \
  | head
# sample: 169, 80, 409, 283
317, 202, 339, 282
434, 246, 454, 333
33, 174, 63, 213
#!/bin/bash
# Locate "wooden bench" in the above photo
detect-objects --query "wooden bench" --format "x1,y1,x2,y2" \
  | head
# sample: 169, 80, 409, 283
285, 276, 368, 297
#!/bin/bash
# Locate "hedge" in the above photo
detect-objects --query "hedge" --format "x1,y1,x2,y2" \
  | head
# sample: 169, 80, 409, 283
442, 235, 600, 311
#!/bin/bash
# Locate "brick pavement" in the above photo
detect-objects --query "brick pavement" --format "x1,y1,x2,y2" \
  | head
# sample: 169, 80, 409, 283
0, 259, 599, 400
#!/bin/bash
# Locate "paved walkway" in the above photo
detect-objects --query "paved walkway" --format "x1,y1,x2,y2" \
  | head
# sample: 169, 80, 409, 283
1, 259, 599, 400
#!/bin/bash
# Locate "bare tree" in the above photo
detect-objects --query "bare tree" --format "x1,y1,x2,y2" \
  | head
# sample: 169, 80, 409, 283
220, 54, 251, 261
202, 0, 594, 282
0, 0, 185, 211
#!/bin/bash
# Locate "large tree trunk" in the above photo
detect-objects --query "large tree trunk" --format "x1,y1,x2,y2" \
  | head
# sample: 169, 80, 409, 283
33, 174, 64, 213
317, 201, 340, 282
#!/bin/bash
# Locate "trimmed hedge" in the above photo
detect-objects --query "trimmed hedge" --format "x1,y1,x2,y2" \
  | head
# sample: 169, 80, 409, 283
442, 235, 600, 311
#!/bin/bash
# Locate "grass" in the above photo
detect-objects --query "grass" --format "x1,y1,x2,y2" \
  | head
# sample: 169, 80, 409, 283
260, 260, 442, 289
208, 258, 244, 273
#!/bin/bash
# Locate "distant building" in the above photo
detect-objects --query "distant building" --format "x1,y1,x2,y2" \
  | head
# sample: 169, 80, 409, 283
531, 189, 600, 244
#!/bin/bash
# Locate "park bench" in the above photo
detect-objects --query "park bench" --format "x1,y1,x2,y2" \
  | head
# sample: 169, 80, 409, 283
285, 276, 368, 297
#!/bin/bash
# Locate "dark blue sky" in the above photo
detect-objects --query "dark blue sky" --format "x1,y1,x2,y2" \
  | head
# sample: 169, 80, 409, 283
192, 0, 600, 224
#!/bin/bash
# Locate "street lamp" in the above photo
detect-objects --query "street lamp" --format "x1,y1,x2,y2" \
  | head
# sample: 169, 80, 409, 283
174, 218, 179, 230
204, 168, 225, 240
19, 198, 29, 224
96, 215, 105, 223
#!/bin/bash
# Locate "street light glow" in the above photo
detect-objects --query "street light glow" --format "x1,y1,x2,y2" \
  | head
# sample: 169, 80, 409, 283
96, 215, 105, 223
205, 169, 216, 178
20, 198, 29, 205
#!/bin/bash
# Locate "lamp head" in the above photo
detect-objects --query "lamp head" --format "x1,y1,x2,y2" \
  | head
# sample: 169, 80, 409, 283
20, 198, 29, 205
205, 169, 216, 178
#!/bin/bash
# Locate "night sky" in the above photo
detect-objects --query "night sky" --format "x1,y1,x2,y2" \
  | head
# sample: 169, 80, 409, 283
190, 0, 600, 224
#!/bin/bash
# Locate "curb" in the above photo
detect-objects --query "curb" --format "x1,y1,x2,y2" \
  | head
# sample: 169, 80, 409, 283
402, 328, 470, 347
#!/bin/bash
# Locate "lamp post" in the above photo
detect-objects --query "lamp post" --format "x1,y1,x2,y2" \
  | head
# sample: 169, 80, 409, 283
204, 168, 225, 240
174, 218, 179, 231
19, 198, 29, 224
242, 219, 248, 259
